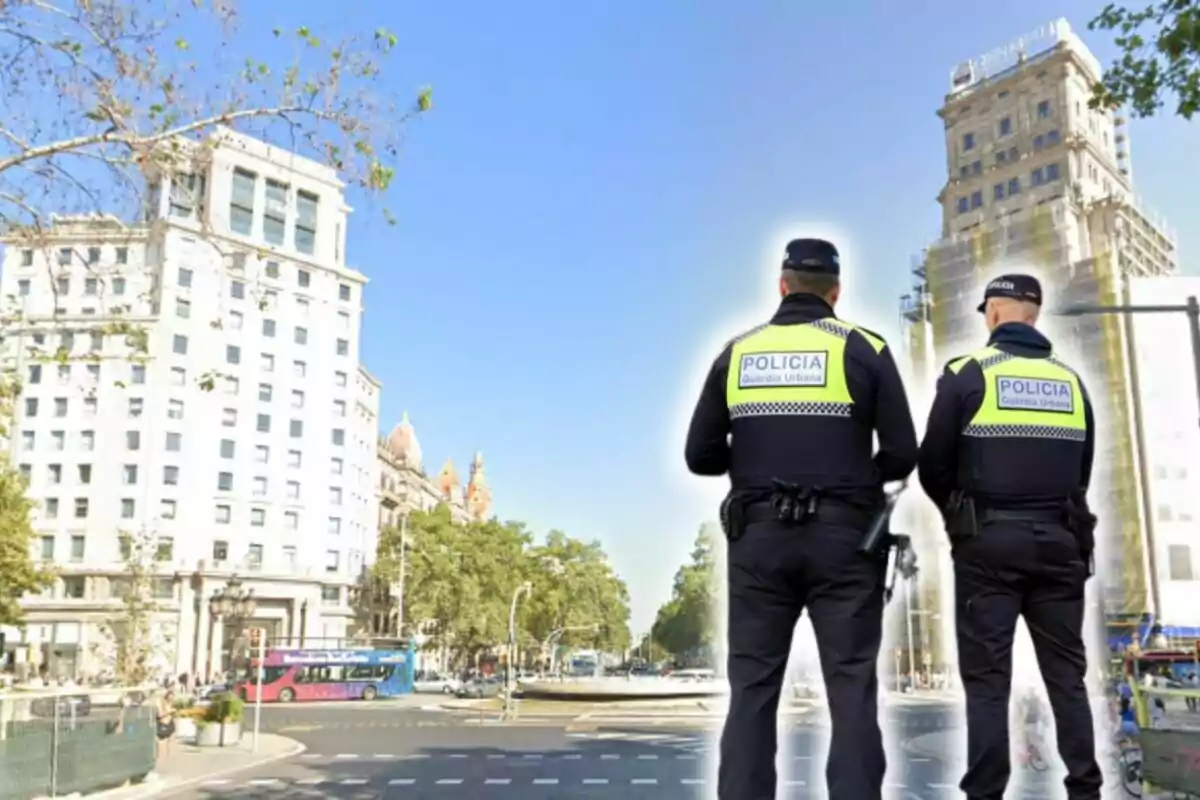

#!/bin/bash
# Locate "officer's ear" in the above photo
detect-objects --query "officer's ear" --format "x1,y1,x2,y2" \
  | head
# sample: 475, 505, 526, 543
826, 282, 840, 307
778, 276, 788, 298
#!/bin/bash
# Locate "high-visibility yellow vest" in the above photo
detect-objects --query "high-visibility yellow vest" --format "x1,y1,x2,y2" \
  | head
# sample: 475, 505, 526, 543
725, 319, 884, 418
947, 347, 1086, 441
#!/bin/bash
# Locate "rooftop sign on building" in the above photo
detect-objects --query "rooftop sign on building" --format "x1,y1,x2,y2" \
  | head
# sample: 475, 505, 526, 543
947, 18, 1072, 97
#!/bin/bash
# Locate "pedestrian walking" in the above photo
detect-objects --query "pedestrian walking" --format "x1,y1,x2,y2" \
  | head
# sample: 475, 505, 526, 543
685, 238, 918, 800
917, 273, 1103, 800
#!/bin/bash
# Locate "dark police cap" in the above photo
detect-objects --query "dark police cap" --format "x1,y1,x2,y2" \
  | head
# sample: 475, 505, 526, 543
782, 238, 840, 276
976, 273, 1043, 313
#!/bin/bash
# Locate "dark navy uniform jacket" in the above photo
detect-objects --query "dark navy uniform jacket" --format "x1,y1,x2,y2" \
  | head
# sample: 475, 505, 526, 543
684, 293, 918, 505
917, 322, 1096, 513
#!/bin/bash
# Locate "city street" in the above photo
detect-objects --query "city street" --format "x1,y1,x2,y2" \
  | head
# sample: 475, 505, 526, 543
156, 699, 1081, 798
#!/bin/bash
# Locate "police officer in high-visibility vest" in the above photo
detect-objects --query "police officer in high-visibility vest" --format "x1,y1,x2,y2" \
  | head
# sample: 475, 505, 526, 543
685, 238, 918, 800
917, 273, 1103, 800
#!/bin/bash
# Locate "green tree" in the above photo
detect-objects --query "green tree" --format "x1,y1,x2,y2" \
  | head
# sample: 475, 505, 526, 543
98, 528, 173, 686
1090, 2, 1200, 118
651, 524, 720, 660
0, 376, 53, 627
524, 531, 632, 656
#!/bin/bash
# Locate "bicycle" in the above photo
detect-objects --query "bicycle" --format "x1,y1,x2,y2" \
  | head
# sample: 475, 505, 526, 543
1111, 734, 1143, 798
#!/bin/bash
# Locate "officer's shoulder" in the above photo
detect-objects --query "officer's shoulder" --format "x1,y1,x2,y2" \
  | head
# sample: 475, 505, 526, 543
718, 322, 770, 353
941, 348, 991, 375
840, 320, 888, 354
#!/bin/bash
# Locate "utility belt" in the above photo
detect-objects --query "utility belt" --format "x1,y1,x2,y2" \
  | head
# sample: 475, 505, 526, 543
720, 480, 919, 602
944, 490, 1097, 575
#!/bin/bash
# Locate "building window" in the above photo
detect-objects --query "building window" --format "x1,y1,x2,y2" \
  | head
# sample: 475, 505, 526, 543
226, 345, 240, 365
291, 390, 304, 409
217, 472, 233, 491
113, 277, 126, 295
259, 383, 272, 402
40, 536, 55, 561
63, 577, 85, 599
80, 432, 95, 452
229, 310, 244, 331
294, 326, 307, 345
123, 464, 138, 485
339, 283, 351, 302
70, 535, 85, 562
215, 506, 231, 525
1036, 99, 1051, 118
264, 179, 287, 245
956, 197, 968, 215
84, 276, 98, 294
121, 498, 135, 518
322, 586, 340, 604
287, 480, 300, 499
297, 269, 311, 288
333, 400, 346, 417
161, 499, 177, 519
334, 371, 347, 387
287, 450, 301, 468
157, 538, 174, 561
285, 511, 299, 530
1047, 129, 1060, 146
166, 399, 183, 420
1007, 177, 1020, 196
962, 132, 975, 151
126, 430, 140, 451
331, 457, 343, 475
172, 334, 188, 355
220, 439, 235, 459
163, 465, 179, 485
295, 191, 318, 254
54, 398, 68, 417
255, 445, 269, 463
263, 319, 276, 337
329, 487, 342, 505
170, 172, 204, 217
230, 168, 256, 236
336, 339, 348, 356
328, 517, 341, 535
224, 377, 239, 395
998, 117, 1012, 136
251, 508, 266, 527
293, 360, 306, 379
230, 280, 245, 300
260, 353, 275, 372
253, 476, 267, 496
325, 550, 339, 573
970, 191, 982, 209
265, 260, 280, 279
1045, 163, 1060, 181
1168, 544, 1194, 581
74, 498, 89, 518
166, 432, 182, 452
43, 498, 58, 519
257, 414, 271, 433
289, 420, 303, 438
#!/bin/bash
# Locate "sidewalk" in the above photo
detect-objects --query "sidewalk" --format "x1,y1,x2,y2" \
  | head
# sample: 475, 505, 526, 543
91, 734, 303, 799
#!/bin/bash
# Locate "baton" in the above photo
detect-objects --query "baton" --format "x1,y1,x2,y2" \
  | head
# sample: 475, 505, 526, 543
858, 479, 908, 555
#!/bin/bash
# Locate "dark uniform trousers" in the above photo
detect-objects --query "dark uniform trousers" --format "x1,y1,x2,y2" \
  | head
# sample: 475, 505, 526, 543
954, 519, 1103, 800
719, 514, 887, 800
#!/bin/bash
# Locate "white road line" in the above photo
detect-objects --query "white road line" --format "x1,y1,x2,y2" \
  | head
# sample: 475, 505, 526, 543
247, 779, 280, 786
388, 778, 416, 785
637, 754, 659, 760
448, 753, 468, 758
583, 779, 609, 785
484, 778, 512, 785
600, 754, 620, 760
926, 783, 957, 790
631, 778, 658, 785
334, 753, 357, 759
533, 778, 559, 785
784, 780, 807, 787
562, 754, 582, 760
681, 778, 707, 785
910, 757, 932, 762
295, 778, 324, 785
435, 778, 464, 785
200, 780, 231, 786
402, 754, 430, 760
341, 778, 368, 785
486, 754, 505, 759
373, 753, 395, 759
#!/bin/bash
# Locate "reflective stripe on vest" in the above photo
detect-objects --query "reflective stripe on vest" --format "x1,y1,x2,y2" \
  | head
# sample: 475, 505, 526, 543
725, 319, 884, 419
948, 347, 1086, 441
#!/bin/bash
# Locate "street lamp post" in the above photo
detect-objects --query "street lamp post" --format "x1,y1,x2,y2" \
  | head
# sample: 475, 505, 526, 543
504, 582, 533, 720
1056, 296, 1200, 428
207, 577, 256, 679
1053, 296, 1196, 621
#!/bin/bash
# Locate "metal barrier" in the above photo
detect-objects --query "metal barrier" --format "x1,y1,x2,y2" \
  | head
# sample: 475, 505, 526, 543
1131, 683, 1200, 797
0, 687, 157, 800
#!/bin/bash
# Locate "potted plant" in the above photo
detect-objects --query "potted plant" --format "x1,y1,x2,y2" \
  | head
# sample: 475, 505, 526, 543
195, 692, 244, 747
173, 701, 204, 742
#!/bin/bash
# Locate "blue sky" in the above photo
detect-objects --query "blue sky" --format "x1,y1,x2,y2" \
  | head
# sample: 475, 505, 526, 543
250, 0, 1199, 632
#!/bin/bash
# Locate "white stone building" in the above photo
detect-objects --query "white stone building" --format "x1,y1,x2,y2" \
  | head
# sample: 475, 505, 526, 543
0, 128, 380, 681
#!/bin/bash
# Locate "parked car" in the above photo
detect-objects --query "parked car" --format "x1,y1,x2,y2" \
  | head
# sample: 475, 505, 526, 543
454, 676, 504, 699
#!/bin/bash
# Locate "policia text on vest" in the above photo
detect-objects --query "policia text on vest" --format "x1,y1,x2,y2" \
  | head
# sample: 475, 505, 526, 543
684, 238, 918, 800
917, 273, 1103, 800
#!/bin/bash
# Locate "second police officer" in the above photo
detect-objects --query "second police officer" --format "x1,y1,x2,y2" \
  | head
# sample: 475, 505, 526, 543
685, 238, 918, 800
917, 273, 1103, 800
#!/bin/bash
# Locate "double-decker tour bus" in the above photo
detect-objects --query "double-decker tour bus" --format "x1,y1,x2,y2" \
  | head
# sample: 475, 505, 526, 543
237, 644, 415, 703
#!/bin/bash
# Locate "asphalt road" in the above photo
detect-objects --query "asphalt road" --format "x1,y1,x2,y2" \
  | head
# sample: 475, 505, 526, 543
161, 701, 1103, 798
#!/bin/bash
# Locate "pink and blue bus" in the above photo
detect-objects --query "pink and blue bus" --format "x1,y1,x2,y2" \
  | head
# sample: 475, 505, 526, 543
237, 646, 414, 703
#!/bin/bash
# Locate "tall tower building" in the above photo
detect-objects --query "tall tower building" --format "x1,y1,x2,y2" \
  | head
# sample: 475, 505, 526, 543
899, 19, 1178, 639
0, 128, 381, 680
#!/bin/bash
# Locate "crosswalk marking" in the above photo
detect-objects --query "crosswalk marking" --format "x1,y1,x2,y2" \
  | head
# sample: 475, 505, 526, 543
631, 778, 658, 785
484, 778, 511, 785
435, 778, 464, 785
388, 778, 416, 785
583, 778, 609, 785
533, 778, 559, 785
340, 778, 368, 785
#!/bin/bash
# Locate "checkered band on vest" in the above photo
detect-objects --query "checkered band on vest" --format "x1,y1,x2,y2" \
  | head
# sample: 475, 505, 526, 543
806, 319, 851, 339
976, 352, 1016, 370
730, 400, 852, 419
963, 423, 1087, 441
1047, 356, 1078, 377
